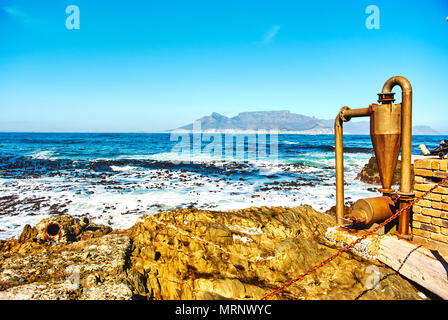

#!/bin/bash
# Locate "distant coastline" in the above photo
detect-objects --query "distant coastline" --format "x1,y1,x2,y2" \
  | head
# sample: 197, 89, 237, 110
166, 129, 444, 135
169, 111, 442, 135
0, 131, 445, 135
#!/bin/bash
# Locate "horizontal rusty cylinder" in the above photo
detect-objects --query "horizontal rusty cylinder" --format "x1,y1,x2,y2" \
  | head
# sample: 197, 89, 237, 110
347, 196, 395, 225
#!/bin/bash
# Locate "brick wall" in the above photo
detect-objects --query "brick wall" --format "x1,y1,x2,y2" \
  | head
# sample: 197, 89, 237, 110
413, 158, 448, 253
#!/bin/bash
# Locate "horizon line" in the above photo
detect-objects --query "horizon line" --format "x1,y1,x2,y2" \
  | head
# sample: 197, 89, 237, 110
0, 131, 446, 136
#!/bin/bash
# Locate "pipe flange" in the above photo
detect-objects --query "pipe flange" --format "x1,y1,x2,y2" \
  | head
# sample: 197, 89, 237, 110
379, 188, 395, 195
377, 92, 396, 104
397, 191, 415, 199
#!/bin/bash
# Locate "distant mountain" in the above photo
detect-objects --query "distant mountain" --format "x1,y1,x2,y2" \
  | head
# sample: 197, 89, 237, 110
172, 111, 333, 134
412, 125, 440, 135
170, 111, 439, 135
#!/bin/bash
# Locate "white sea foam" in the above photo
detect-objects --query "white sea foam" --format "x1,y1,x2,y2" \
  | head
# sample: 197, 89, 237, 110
29, 150, 56, 160
110, 165, 137, 172
0, 150, 376, 240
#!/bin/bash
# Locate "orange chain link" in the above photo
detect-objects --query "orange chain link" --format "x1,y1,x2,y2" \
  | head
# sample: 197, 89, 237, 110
261, 175, 448, 300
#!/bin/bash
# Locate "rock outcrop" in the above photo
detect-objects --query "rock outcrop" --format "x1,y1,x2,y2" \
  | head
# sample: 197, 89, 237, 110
127, 206, 421, 300
356, 156, 414, 186
0, 215, 130, 300
0, 207, 424, 300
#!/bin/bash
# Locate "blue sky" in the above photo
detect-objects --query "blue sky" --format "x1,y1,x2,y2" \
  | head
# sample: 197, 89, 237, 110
0, 0, 447, 132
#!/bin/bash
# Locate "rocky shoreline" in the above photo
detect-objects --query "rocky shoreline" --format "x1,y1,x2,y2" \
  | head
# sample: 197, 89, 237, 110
0, 206, 424, 300
356, 156, 414, 186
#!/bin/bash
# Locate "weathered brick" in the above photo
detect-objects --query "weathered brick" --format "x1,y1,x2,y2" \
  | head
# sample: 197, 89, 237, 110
416, 199, 431, 208
414, 191, 442, 201
414, 159, 432, 170
441, 211, 448, 219
414, 168, 434, 177
429, 193, 442, 201
443, 195, 448, 203
412, 205, 422, 213
414, 183, 432, 192
415, 176, 431, 184
412, 228, 431, 238
413, 221, 440, 233
431, 217, 448, 228
440, 160, 448, 171
415, 191, 423, 198
431, 201, 442, 210
421, 207, 442, 218
441, 227, 448, 236
434, 171, 448, 178
431, 161, 440, 170
413, 213, 432, 223
430, 233, 448, 244
435, 185, 448, 195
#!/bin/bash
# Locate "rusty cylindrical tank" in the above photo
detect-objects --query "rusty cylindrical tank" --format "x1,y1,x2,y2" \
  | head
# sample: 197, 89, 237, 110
348, 196, 395, 225
370, 102, 402, 193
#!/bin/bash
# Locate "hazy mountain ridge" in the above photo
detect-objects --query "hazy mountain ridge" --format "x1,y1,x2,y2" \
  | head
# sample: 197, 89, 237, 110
171, 110, 440, 135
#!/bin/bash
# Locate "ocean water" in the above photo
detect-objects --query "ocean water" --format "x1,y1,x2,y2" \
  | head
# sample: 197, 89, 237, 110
0, 132, 446, 240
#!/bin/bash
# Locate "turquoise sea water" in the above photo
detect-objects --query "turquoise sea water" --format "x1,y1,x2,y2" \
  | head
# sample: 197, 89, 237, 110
0, 133, 446, 239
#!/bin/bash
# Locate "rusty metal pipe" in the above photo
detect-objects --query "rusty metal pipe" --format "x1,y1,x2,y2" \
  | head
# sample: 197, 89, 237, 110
381, 76, 413, 194
335, 112, 344, 225
335, 107, 371, 224
381, 76, 413, 236
341, 107, 371, 120
335, 77, 413, 234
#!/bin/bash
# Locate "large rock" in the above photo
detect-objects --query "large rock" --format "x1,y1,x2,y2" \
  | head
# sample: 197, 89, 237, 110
0, 216, 130, 300
17, 214, 112, 244
127, 206, 422, 300
356, 156, 414, 186
0, 208, 424, 300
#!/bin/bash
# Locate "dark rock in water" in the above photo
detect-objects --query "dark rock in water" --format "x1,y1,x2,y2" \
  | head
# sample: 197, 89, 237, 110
88, 161, 113, 172
326, 205, 352, 218
1, 207, 423, 300
356, 156, 414, 186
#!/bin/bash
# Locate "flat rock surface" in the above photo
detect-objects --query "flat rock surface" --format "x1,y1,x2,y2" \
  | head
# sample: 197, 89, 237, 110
0, 207, 424, 300
0, 232, 132, 300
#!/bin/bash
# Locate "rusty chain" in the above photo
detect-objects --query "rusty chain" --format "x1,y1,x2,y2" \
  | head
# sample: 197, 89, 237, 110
261, 175, 448, 300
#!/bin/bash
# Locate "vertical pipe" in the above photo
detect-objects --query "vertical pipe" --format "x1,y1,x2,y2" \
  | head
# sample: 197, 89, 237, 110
335, 113, 344, 225
381, 76, 413, 194
401, 88, 413, 194
382, 76, 413, 236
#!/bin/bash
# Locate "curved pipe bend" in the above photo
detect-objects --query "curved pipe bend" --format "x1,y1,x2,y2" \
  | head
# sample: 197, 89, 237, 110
382, 76, 412, 94
381, 76, 413, 195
